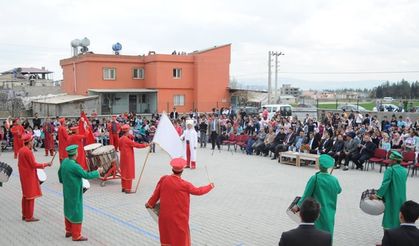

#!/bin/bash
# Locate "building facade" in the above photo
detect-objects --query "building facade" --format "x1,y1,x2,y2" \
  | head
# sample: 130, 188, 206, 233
60, 44, 231, 114
280, 84, 300, 97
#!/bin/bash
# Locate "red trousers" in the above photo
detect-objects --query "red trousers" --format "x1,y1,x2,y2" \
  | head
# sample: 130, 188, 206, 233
21, 197, 35, 220
186, 143, 196, 169
110, 133, 119, 151
65, 218, 82, 240
121, 179, 132, 192
45, 149, 54, 156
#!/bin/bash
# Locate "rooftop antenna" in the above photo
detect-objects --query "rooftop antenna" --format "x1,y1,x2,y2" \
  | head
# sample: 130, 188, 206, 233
112, 42, 122, 55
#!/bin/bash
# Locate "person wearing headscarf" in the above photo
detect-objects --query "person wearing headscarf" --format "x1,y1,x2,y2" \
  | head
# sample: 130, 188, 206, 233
370, 151, 408, 229
181, 120, 198, 169
293, 154, 342, 237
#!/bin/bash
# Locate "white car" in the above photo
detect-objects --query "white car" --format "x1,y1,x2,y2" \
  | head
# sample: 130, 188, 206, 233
373, 104, 403, 112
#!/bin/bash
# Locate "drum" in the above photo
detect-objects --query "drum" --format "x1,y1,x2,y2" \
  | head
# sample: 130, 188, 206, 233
0, 162, 13, 183
360, 189, 385, 215
82, 178, 90, 193
286, 196, 301, 224
92, 145, 116, 175
37, 169, 47, 184
84, 143, 103, 171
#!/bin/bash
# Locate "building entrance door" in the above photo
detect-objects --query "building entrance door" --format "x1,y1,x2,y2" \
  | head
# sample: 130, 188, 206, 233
129, 95, 137, 113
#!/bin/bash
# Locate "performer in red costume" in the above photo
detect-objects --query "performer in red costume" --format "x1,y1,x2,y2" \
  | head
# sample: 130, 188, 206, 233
42, 117, 55, 157
58, 118, 69, 163
119, 124, 148, 193
18, 134, 51, 222
67, 127, 88, 170
146, 158, 214, 246
11, 118, 25, 159
107, 115, 121, 151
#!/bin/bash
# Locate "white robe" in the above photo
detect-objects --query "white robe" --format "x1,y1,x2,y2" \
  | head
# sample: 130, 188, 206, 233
181, 128, 198, 162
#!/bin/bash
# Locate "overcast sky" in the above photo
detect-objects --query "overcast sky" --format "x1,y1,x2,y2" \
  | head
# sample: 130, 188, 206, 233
1, 0, 418, 89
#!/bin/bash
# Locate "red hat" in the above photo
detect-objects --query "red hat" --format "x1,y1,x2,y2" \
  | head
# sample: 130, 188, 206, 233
112, 115, 117, 119
22, 133, 33, 143
59, 118, 65, 123
170, 158, 186, 172
121, 124, 130, 132
70, 126, 79, 132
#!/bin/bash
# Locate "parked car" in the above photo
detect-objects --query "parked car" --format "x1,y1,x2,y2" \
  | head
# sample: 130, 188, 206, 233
261, 104, 292, 119
383, 97, 394, 102
373, 104, 403, 112
241, 107, 260, 117
339, 104, 367, 112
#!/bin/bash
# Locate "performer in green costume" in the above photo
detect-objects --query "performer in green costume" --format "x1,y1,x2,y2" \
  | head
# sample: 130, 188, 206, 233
371, 151, 407, 229
294, 154, 342, 236
58, 145, 102, 241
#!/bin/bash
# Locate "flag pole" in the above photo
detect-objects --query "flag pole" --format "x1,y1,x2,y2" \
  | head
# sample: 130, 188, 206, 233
134, 146, 152, 193
204, 165, 212, 183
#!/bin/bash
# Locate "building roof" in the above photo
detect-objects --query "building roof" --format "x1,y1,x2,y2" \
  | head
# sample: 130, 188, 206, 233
189, 44, 231, 54
32, 95, 98, 105
2, 67, 53, 74
88, 88, 158, 93
280, 95, 296, 99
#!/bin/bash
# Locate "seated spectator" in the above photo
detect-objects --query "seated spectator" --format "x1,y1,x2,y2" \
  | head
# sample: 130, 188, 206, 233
380, 133, 392, 152
253, 128, 267, 155
403, 130, 417, 152
329, 134, 345, 168
391, 132, 403, 149
381, 200, 419, 246
318, 131, 333, 154
290, 130, 305, 152
305, 131, 319, 154
352, 133, 376, 170
278, 198, 331, 246
270, 127, 286, 160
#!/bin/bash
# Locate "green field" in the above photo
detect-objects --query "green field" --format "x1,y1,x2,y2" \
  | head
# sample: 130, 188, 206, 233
317, 101, 419, 110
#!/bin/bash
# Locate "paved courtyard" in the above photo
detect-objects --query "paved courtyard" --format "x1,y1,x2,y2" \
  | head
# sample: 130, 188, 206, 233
1, 146, 419, 246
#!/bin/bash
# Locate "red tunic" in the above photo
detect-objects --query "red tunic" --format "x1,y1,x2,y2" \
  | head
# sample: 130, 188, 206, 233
43, 122, 54, 151
18, 146, 47, 199
147, 175, 213, 246
11, 124, 24, 156
175, 125, 183, 136
58, 126, 69, 160
119, 135, 147, 180
67, 134, 87, 170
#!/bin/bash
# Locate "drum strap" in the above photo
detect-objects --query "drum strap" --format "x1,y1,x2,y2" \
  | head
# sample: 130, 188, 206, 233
310, 173, 319, 198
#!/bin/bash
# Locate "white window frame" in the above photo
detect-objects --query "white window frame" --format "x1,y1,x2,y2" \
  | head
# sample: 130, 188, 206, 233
103, 68, 116, 80
173, 95, 185, 106
173, 68, 182, 79
133, 67, 144, 79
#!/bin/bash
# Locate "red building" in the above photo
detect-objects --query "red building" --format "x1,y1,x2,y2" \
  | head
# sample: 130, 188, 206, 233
60, 44, 231, 114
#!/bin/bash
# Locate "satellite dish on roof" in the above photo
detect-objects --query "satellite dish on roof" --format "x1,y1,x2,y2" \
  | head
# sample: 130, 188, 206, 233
112, 42, 122, 55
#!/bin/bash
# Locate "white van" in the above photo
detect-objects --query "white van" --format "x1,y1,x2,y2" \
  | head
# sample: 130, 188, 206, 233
261, 104, 292, 120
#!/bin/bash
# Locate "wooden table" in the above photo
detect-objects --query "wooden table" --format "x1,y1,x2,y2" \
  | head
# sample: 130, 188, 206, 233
279, 151, 320, 168
279, 151, 300, 167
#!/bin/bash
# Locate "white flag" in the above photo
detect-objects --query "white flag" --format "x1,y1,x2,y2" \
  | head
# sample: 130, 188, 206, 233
152, 113, 184, 158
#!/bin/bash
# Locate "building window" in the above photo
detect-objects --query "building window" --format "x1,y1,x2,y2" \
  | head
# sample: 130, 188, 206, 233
133, 68, 144, 79
174, 95, 185, 106
173, 68, 182, 79
103, 68, 116, 80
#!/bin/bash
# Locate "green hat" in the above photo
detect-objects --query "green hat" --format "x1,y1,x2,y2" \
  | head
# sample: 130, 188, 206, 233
389, 151, 403, 161
65, 145, 78, 156
319, 154, 334, 169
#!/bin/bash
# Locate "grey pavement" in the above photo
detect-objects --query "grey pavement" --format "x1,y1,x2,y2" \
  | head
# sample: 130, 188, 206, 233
1, 146, 419, 246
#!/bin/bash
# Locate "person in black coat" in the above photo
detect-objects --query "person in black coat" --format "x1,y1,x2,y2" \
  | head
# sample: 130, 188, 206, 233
382, 200, 419, 246
305, 132, 319, 154
328, 134, 345, 168
352, 133, 376, 170
279, 198, 331, 246
318, 131, 333, 154
270, 127, 286, 159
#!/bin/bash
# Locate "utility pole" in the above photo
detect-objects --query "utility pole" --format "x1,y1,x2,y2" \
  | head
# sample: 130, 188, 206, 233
268, 51, 272, 104
268, 51, 284, 104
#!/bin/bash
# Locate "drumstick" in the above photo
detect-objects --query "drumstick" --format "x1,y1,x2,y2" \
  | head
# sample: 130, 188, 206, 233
205, 165, 212, 183
134, 147, 151, 193
50, 151, 58, 166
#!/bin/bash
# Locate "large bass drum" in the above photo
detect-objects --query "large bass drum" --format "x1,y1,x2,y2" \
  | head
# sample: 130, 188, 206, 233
84, 143, 103, 171
37, 169, 47, 184
360, 189, 385, 215
92, 145, 116, 175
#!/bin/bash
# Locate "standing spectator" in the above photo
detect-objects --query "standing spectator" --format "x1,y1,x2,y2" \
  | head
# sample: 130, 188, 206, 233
32, 113, 42, 129
208, 114, 221, 150
199, 117, 208, 148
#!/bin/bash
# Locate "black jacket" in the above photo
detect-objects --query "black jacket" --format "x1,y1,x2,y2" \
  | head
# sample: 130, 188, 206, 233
382, 225, 419, 246
273, 132, 286, 145
331, 140, 345, 153
319, 138, 333, 153
279, 224, 332, 246
360, 141, 376, 156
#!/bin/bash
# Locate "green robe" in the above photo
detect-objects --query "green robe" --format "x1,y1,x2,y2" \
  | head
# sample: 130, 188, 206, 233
376, 164, 407, 229
297, 172, 342, 235
58, 158, 99, 223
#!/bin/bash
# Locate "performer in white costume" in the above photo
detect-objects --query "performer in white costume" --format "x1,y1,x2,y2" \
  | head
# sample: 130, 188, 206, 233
181, 120, 198, 169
